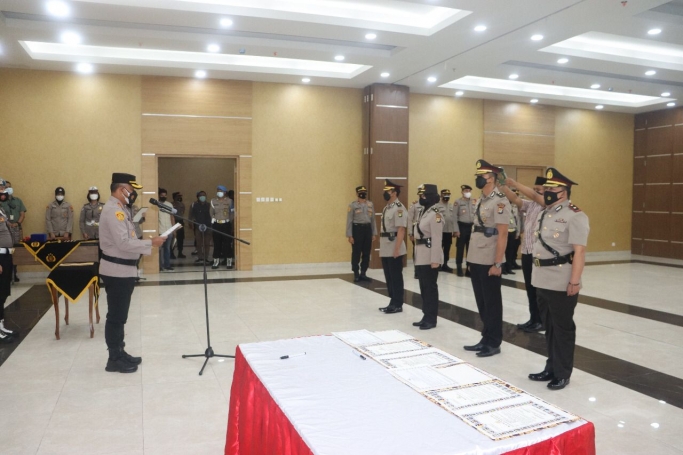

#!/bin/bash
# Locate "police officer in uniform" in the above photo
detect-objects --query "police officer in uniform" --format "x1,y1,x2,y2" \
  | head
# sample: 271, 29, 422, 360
434, 189, 459, 272
46, 187, 73, 240
210, 185, 232, 270
411, 184, 443, 330
455, 185, 476, 277
100, 173, 166, 373
128, 189, 144, 240
79, 186, 105, 240
346, 185, 377, 282
378, 180, 407, 314
528, 168, 589, 390
407, 185, 426, 279
0, 196, 17, 343
464, 160, 510, 358
503, 196, 522, 275
171, 192, 186, 259
0, 179, 26, 282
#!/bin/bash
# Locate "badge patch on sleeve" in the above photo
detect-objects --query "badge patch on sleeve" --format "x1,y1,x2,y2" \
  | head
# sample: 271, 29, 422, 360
436, 215, 442, 223
115, 211, 125, 221
398, 210, 404, 217
497, 203, 505, 214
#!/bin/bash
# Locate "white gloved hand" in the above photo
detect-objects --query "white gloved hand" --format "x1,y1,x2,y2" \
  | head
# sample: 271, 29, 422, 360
211, 218, 216, 224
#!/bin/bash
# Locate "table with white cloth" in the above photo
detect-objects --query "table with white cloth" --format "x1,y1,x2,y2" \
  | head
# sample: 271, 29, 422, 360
225, 335, 595, 455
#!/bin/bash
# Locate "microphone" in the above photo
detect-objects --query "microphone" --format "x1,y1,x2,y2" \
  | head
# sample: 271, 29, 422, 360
149, 198, 174, 213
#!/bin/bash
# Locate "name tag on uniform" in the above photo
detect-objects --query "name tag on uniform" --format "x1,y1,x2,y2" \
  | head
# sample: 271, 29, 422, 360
355, 209, 362, 214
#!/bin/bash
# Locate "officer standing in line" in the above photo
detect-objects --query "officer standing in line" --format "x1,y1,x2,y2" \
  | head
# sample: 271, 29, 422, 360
171, 192, 186, 259
80, 187, 105, 240
99, 173, 166, 373
0, 194, 17, 343
434, 189, 459, 273
346, 185, 377, 282
210, 185, 232, 270
407, 184, 426, 279
226, 189, 236, 268
127, 189, 144, 240
378, 179, 407, 314
463, 160, 510, 358
455, 185, 476, 277
411, 184, 443, 330
0, 180, 26, 282
46, 187, 73, 240
528, 168, 589, 390
502, 196, 522, 275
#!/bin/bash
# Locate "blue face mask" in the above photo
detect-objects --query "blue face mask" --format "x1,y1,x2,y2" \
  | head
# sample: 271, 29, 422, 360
199, 196, 207, 202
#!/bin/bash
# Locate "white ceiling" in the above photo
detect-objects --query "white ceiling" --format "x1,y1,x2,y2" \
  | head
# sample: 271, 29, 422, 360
1, 0, 682, 113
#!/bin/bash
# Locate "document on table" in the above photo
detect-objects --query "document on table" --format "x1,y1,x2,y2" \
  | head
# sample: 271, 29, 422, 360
426, 380, 521, 411
390, 364, 494, 393
376, 348, 464, 369
132, 208, 147, 222
373, 330, 414, 343
359, 339, 428, 358
332, 330, 383, 347
434, 363, 495, 385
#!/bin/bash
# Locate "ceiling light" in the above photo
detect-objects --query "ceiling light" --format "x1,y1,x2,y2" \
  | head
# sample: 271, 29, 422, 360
195, 70, 207, 78
595, 105, 604, 110
207, 44, 220, 53
46, 1, 70, 18
60, 31, 81, 45
651, 423, 660, 429
647, 28, 662, 36
645, 70, 656, 76
508, 73, 519, 80
365, 33, 377, 40
75, 63, 93, 74
380, 72, 390, 78
661, 92, 670, 97
667, 102, 676, 107
590, 84, 600, 89
530, 98, 538, 103
334, 55, 345, 61
455, 91, 464, 97
557, 58, 569, 64
474, 25, 487, 32
588, 397, 597, 401
427, 76, 437, 82
302, 77, 310, 83
220, 18, 233, 27
531, 34, 544, 41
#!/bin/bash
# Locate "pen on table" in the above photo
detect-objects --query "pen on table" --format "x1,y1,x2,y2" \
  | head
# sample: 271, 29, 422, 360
280, 352, 306, 360
351, 350, 366, 360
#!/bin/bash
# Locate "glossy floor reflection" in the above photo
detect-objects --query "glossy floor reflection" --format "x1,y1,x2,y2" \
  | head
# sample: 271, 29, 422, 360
1, 262, 682, 454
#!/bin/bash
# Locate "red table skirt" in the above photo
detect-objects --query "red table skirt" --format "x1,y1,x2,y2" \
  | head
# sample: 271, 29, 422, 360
225, 346, 595, 455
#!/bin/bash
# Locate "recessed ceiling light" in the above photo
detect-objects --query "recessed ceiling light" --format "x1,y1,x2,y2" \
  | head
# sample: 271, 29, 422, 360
590, 83, 601, 89
645, 70, 656, 76
508, 73, 519, 80
302, 77, 310, 83
195, 70, 207, 78
667, 102, 676, 107
220, 18, 233, 27
334, 55, 345, 61
60, 31, 81, 45
207, 44, 220, 53
474, 25, 487, 32
647, 28, 662, 35
661, 92, 671, 97
530, 99, 539, 103
427, 76, 437, 83
46, 1, 70, 18
380, 72, 390, 78
557, 58, 569, 64
76, 63, 93, 74
595, 105, 604, 110
531, 34, 544, 41
455, 90, 464, 97
365, 33, 377, 40
651, 423, 660, 429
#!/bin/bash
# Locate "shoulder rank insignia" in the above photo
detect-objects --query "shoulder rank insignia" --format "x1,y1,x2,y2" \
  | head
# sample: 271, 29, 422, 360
569, 204, 581, 212
497, 203, 505, 214
348, 206, 352, 213
432, 206, 440, 213
496, 192, 505, 198
115, 211, 125, 221
395, 201, 403, 207
436, 214, 442, 223
398, 210, 403, 217
98, 206, 103, 211
555, 205, 563, 212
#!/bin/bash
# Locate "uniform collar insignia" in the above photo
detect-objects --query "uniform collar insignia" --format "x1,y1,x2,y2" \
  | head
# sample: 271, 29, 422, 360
554, 204, 563, 212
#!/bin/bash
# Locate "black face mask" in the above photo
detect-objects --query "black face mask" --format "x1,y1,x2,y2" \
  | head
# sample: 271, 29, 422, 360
358, 193, 367, 199
383, 192, 391, 201
442, 197, 450, 202
159, 197, 167, 203
176, 197, 183, 202
419, 194, 440, 208
475, 176, 488, 189
128, 190, 138, 207
544, 190, 562, 206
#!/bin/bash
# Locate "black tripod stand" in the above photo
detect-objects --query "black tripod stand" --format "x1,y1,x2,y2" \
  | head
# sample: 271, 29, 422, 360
150, 199, 250, 375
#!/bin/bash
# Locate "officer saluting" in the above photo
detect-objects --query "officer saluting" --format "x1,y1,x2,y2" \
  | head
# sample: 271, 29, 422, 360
528, 168, 589, 390
411, 184, 443, 330
46, 187, 73, 240
80, 186, 105, 240
455, 185, 476, 277
464, 160, 510, 358
99, 173, 166, 373
378, 179, 407, 314
346, 185, 377, 282
407, 185, 426, 279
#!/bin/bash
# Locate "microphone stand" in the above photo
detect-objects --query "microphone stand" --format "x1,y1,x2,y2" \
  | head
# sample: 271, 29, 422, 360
151, 199, 250, 375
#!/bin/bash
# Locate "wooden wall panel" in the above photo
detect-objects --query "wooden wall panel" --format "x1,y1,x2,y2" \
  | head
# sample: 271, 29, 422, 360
631, 239, 643, 255
671, 214, 683, 243
645, 213, 671, 240
673, 155, 683, 183
142, 117, 251, 155
634, 129, 647, 157
632, 211, 644, 239
646, 155, 673, 183
633, 158, 646, 184
373, 107, 409, 143
645, 184, 671, 212
632, 187, 645, 212
674, 125, 683, 154
483, 132, 554, 166
647, 126, 674, 156
643, 240, 671, 257
373, 85, 409, 106
484, 101, 555, 136
671, 242, 683, 260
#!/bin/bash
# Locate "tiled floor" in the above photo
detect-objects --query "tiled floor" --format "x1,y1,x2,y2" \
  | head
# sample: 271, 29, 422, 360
2, 259, 683, 454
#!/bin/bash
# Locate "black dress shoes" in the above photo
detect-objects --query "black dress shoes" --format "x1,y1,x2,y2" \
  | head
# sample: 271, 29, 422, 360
379, 305, 390, 312
465, 269, 471, 277
476, 346, 501, 357
547, 378, 570, 390
456, 268, 464, 277
383, 306, 403, 314
512, 263, 522, 270
441, 265, 454, 273
353, 274, 360, 283
463, 342, 484, 352
528, 371, 555, 382
516, 320, 533, 329
360, 274, 372, 282
523, 323, 544, 333
412, 320, 425, 327
419, 322, 436, 330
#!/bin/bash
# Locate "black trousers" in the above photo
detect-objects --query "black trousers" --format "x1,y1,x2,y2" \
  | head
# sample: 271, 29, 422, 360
195, 228, 212, 260
212, 222, 231, 259
381, 255, 404, 308
351, 224, 372, 274
469, 263, 503, 348
174, 221, 185, 255
416, 265, 439, 324
0, 254, 12, 320
227, 221, 234, 259
455, 222, 473, 266
102, 275, 136, 353
442, 232, 453, 265
521, 254, 541, 324
537, 288, 578, 379
505, 232, 520, 268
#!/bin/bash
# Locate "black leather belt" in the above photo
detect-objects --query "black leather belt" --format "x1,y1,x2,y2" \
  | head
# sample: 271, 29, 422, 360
380, 233, 396, 240
458, 222, 473, 225
415, 238, 432, 248
102, 254, 138, 266
353, 223, 371, 227
473, 225, 498, 237
534, 253, 574, 267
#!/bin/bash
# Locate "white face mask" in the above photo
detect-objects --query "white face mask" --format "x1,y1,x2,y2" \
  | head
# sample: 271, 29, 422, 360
56, 195, 64, 202
5, 188, 13, 196
122, 188, 130, 205
217, 192, 225, 198
464, 192, 472, 199
89, 193, 99, 201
